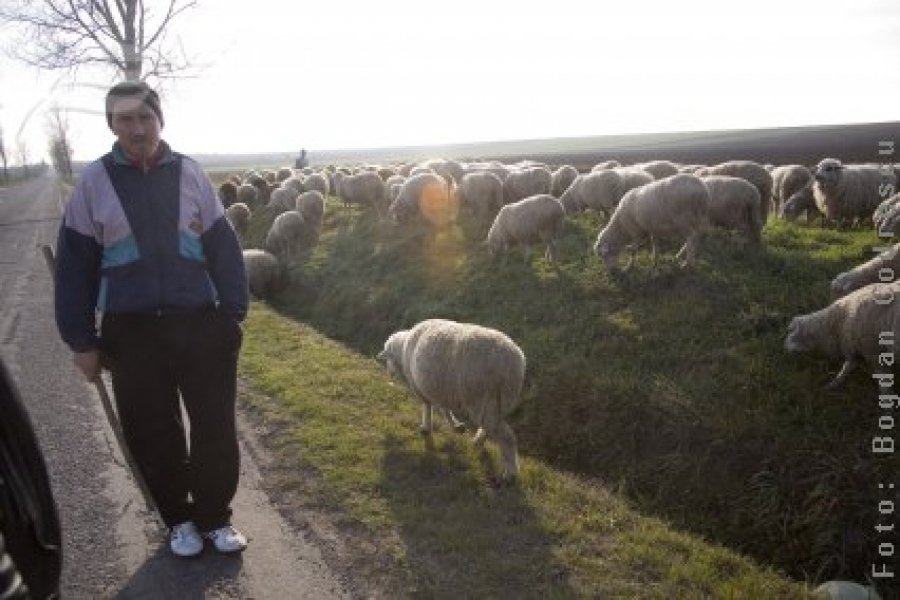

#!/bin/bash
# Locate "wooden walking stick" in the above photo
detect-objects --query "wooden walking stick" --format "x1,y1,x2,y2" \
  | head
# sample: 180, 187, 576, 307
41, 244, 157, 517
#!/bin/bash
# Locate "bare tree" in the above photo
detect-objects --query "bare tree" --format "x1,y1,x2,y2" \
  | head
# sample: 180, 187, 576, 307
0, 123, 8, 184
16, 138, 30, 177
0, 0, 200, 82
46, 104, 74, 180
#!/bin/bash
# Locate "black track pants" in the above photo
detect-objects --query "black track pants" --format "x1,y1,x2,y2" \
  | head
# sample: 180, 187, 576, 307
100, 308, 243, 532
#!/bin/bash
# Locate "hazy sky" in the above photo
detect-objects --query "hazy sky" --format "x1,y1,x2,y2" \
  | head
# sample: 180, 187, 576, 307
1, 0, 898, 162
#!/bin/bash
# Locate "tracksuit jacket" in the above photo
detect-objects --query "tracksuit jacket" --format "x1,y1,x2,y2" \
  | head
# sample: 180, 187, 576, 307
54, 141, 248, 352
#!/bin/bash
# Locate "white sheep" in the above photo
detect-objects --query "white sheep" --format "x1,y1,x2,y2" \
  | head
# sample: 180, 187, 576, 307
224, 202, 251, 238
243, 249, 289, 300
502, 165, 553, 205
591, 159, 621, 171
486, 194, 565, 265
302, 172, 330, 197
593, 173, 710, 270
296, 190, 326, 230
700, 175, 763, 242
813, 158, 897, 226
632, 160, 679, 180
770, 164, 812, 211
268, 185, 300, 212
265, 211, 310, 264
458, 171, 504, 220
550, 164, 580, 197
558, 168, 653, 216
785, 280, 900, 389
873, 191, 900, 236
695, 161, 774, 222
831, 242, 900, 298
334, 170, 387, 213
377, 318, 526, 479
237, 183, 260, 211
387, 172, 455, 225
779, 182, 821, 222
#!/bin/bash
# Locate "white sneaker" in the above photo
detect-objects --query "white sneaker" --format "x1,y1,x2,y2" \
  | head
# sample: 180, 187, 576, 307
169, 521, 203, 557
204, 525, 248, 553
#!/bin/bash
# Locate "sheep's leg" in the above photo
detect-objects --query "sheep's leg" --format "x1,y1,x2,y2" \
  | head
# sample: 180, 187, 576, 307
443, 409, 466, 432
825, 359, 857, 390
472, 427, 487, 446
493, 421, 519, 480
677, 231, 700, 267
419, 403, 433, 435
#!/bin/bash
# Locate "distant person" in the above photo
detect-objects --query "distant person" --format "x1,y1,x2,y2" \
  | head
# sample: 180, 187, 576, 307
53, 81, 250, 557
0, 356, 63, 598
295, 148, 308, 170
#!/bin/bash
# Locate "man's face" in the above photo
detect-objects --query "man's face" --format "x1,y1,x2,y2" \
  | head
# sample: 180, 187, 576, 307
110, 97, 161, 160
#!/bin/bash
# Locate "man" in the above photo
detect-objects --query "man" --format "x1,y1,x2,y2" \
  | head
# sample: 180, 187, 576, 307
53, 81, 250, 557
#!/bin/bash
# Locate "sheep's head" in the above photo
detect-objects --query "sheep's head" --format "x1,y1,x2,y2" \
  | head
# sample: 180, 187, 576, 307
814, 158, 844, 188
784, 316, 812, 352
593, 231, 621, 271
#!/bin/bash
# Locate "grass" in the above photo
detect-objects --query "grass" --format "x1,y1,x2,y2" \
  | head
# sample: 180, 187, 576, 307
224, 177, 892, 597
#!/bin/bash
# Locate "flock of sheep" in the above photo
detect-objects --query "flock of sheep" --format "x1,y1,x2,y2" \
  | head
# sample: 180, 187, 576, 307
215, 153, 899, 481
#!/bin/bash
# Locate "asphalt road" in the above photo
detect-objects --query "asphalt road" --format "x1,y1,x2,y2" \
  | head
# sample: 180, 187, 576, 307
0, 172, 353, 599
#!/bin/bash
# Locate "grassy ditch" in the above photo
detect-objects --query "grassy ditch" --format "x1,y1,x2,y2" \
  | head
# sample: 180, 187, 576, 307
224, 184, 893, 596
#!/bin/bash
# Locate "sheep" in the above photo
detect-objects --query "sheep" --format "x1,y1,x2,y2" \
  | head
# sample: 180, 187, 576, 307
218, 180, 238, 207
280, 175, 306, 194
812, 158, 897, 226
377, 318, 526, 479
486, 194, 565, 265
237, 183, 261, 211
700, 175, 763, 242
559, 168, 653, 216
458, 171, 504, 220
302, 172, 330, 197
812, 580, 883, 600
831, 243, 900, 298
334, 170, 388, 213
784, 280, 900, 389
770, 164, 812, 211
779, 182, 821, 222
502, 165, 553, 205
591, 160, 621, 171
387, 172, 456, 226
243, 249, 289, 300
593, 173, 710, 270
268, 185, 300, 212
276, 166, 294, 182
294, 190, 325, 230
224, 202, 251, 238
550, 164, 579, 197
633, 160, 679, 180
695, 161, 774, 222
265, 211, 311, 264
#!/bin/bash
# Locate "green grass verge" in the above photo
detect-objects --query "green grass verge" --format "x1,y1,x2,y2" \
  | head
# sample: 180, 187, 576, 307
240, 305, 812, 598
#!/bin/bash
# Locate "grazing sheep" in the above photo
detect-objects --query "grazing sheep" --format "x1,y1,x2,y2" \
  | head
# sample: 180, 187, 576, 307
225, 202, 251, 237
237, 183, 261, 211
268, 185, 300, 212
550, 164, 580, 197
486, 194, 565, 265
831, 242, 900, 298
280, 175, 306, 194
302, 172, 330, 197
265, 211, 310, 264
388, 172, 456, 225
243, 249, 289, 300
812, 158, 897, 226
276, 167, 294, 182
559, 168, 653, 216
812, 580, 882, 600
873, 191, 900, 236
218, 180, 238, 207
701, 175, 763, 242
633, 160, 679, 180
334, 170, 388, 213
770, 164, 812, 211
377, 318, 526, 479
296, 190, 326, 230
593, 173, 710, 270
780, 182, 821, 222
502, 165, 553, 205
784, 280, 900, 389
695, 161, 774, 222
458, 171, 504, 220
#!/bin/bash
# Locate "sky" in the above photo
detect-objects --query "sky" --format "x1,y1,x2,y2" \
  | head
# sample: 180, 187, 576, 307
0, 0, 899, 162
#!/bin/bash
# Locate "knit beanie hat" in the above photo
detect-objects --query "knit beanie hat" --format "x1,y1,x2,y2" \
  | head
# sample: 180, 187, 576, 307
105, 81, 164, 129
